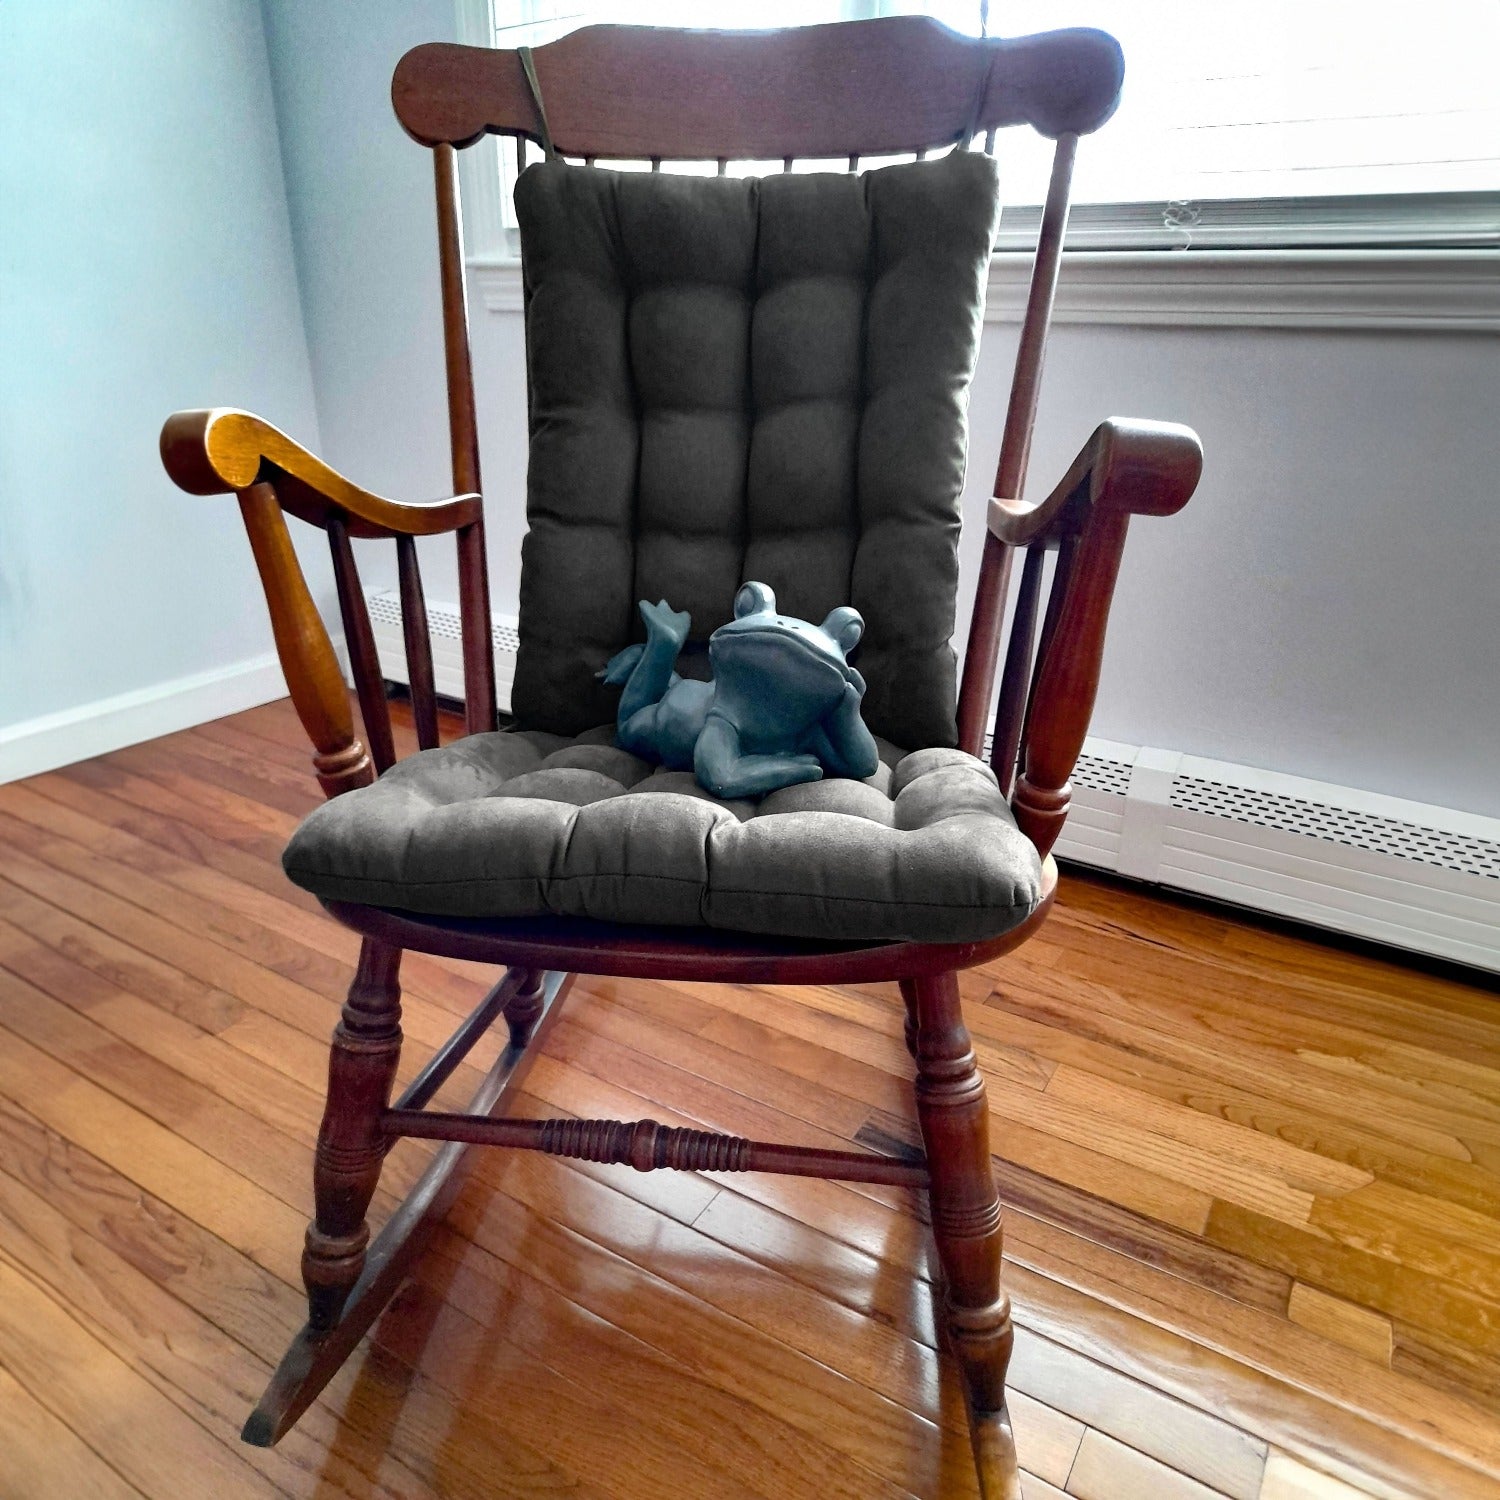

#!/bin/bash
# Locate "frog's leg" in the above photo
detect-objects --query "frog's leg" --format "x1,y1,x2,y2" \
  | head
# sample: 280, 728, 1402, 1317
804, 682, 880, 779
616, 599, 691, 725
695, 714, 823, 800
597, 642, 645, 686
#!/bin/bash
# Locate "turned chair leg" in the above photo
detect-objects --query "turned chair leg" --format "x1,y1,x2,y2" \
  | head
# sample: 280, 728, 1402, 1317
910, 969, 1016, 1490
303, 939, 404, 1331
899, 977, 921, 1058
505, 967, 546, 1049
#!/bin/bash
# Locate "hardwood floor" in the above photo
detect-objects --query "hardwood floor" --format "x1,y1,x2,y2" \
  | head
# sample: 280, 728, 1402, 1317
1, 697, 1497, 1499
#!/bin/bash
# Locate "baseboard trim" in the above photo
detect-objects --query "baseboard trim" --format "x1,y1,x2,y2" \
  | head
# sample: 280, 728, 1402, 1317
0, 653, 291, 785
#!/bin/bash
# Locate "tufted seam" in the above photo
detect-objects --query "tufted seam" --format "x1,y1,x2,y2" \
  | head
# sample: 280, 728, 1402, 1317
281, 866, 1035, 909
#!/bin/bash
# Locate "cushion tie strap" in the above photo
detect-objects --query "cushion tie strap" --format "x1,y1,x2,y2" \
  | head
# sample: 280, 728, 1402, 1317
958, 46, 997, 151
518, 46, 558, 161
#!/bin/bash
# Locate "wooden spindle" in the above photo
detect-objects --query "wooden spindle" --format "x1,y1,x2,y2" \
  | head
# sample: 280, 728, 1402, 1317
984, 127, 997, 155
990, 546, 1043, 796
716, 157, 727, 176
1020, 531, 1077, 747
956, 132, 1078, 757
457, 519, 498, 735
434, 140, 496, 736
782, 156, 793, 172
847, 153, 859, 172
396, 534, 440, 750
433, 143, 481, 498
517, 136, 528, 172
1011, 514, 1129, 857
236, 483, 373, 799
327, 516, 396, 775
915, 146, 928, 160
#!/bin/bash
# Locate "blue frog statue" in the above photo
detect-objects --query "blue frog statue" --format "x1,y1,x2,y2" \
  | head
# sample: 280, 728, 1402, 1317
597, 581, 880, 800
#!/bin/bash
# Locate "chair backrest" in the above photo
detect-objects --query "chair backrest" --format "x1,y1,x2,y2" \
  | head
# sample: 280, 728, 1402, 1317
270, 17, 1122, 792
381, 17, 1122, 760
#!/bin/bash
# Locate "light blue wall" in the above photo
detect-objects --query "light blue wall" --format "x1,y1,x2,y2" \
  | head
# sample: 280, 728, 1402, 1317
0, 0, 323, 732
259, 0, 463, 602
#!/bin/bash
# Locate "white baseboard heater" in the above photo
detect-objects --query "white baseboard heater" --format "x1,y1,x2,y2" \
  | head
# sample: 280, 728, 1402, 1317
365, 588, 520, 715
366, 587, 1500, 975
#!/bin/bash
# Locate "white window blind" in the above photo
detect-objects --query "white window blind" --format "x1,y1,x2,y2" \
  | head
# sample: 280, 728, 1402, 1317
471, 1, 1500, 252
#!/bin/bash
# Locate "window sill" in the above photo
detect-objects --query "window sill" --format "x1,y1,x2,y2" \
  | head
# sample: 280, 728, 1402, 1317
470, 248, 1500, 333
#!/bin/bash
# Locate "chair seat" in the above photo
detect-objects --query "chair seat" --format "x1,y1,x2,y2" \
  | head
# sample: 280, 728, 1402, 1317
282, 727, 1044, 945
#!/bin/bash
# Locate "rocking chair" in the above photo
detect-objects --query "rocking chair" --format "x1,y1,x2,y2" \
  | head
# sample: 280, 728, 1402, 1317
160, 18, 1201, 1496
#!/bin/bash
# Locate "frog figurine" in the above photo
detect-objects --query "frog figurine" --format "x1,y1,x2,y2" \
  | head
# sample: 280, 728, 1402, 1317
596, 581, 880, 800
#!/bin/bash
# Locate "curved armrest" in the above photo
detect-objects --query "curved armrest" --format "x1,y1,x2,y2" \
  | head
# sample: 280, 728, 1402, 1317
160, 407, 481, 539
989, 417, 1202, 548
1000, 417, 1202, 858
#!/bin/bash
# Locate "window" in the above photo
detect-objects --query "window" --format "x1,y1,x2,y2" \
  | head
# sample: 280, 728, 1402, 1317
465, 1, 1500, 254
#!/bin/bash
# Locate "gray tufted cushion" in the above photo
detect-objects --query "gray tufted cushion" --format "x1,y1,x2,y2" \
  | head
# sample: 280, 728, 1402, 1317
513, 151, 1002, 750
282, 730, 1044, 945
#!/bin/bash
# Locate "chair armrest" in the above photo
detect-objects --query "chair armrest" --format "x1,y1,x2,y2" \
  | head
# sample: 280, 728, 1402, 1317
988, 417, 1201, 548
1002, 417, 1202, 857
159, 407, 491, 798
160, 407, 481, 538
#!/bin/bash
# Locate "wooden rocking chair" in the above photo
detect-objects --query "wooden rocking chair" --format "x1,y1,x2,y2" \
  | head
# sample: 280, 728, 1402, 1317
160, 18, 1201, 1496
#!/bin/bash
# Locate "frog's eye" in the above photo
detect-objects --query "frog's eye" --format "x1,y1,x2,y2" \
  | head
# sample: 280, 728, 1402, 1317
822, 606, 863, 653
734, 581, 776, 618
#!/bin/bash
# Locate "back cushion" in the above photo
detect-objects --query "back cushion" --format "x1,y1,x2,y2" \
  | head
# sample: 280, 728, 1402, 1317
513, 150, 1000, 749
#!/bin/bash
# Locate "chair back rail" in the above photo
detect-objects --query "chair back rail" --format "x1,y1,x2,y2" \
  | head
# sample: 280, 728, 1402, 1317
390, 21, 1123, 154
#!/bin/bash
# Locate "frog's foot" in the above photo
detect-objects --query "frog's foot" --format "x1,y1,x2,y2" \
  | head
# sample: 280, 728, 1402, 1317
596, 642, 646, 685
695, 718, 824, 800
639, 598, 691, 649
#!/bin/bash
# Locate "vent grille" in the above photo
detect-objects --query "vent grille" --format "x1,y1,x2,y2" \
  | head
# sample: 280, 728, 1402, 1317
977, 736, 1131, 797
1074, 751, 1133, 798
1171, 776, 1500, 880
365, 592, 520, 655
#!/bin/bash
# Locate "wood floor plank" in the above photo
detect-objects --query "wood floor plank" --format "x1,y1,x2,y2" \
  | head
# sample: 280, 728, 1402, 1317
1206, 1200, 1500, 1359
1043, 1065, 1374, 1198
1006, 1391, 1085, 1490
1065, 1427, 1224, 1500
0, 1095, 605, 1500
1286, 1283, 1393, 1367
1007, 1329, 1266, 1500
0, 1021, 306, 1283
1258, 1450, 1378, 1499
1019, 1474, 1070, 1500
417, 1230, 925, 1500
973, 1003, 1500, 1216
0, 1363, 147, 1500
0, 1163, 422, 1500
0, 1256, 283, 1498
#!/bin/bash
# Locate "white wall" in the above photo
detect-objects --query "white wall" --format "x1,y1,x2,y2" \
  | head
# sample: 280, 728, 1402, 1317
256, 3, 1500, 818
0, 0, 326, 770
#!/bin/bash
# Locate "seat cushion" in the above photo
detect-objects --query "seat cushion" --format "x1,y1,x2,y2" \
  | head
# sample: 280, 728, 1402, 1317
282, 729, 1044, 946
513, 151, 1002, 751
